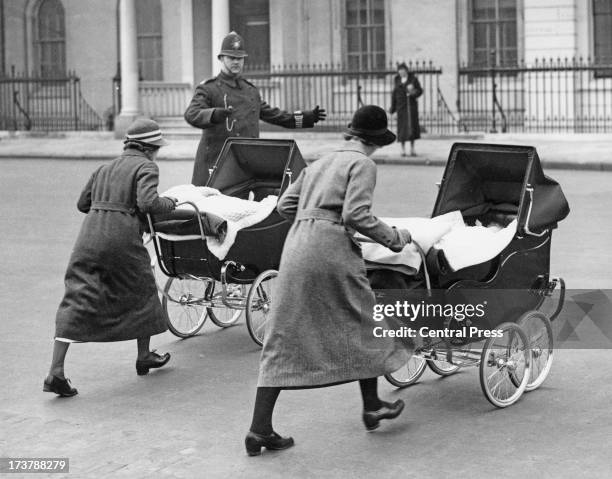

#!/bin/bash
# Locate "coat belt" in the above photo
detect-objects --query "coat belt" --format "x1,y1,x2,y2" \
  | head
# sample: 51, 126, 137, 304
90, 201, 136, 214
295, 208, 342, 224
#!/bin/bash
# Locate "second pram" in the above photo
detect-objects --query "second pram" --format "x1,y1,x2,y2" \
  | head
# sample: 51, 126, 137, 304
364, 143, 570, 408
147, 138, 306, 346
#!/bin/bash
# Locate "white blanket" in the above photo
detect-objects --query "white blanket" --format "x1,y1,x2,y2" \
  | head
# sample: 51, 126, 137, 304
433, 218, 517, 272
361, 211, 517, 275
360, 211, 464, 275
161, 184, 278, 260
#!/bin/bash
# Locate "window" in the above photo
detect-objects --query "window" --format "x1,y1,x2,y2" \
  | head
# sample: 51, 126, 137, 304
594, 0, 612, 64
36, 0, 66, 76
470, 0, 517, 67
230, 0, 270, 69
345, 0, 386, 70
136, 0, 163, 81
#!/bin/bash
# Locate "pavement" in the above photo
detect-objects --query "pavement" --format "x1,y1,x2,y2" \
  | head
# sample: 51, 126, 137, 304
1, 129, 611, 170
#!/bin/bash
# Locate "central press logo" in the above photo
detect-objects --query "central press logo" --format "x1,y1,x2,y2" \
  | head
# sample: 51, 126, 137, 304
370, 297, 503, 340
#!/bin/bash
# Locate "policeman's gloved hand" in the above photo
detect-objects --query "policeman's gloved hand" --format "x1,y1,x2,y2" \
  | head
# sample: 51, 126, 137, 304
311, 105, 327, 123
211, 108, 233, 124
302, 106, 327, 126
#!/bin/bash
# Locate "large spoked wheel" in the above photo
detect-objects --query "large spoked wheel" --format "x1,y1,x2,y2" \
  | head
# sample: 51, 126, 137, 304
162, 277, 208, 338
385, 355, 427, 388
479, 322, 531, 408
206, 280, 243, 328
246, 270, 278, 347
427, 358, 460, 376
516, 310, 554, 391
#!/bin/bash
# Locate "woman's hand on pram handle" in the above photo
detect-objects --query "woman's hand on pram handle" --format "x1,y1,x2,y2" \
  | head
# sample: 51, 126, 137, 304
397, 228, 412, 246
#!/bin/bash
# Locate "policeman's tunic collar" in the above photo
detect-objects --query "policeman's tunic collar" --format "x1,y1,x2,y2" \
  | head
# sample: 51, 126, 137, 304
217, 70, 243, 88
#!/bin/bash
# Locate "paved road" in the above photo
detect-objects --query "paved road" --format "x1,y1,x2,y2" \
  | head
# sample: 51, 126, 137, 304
1, 160, 611, 478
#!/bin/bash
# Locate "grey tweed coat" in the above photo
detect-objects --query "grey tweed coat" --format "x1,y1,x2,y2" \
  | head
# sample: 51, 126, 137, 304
55, 149, 176, 342
257, 144, 411, 387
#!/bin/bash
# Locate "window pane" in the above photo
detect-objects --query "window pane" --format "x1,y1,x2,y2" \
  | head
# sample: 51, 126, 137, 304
473, 23, 489, 49
347, 28, 360, 52
374, 26, 385, 50
136, 0, 162, 80
594, 0, 612, 15
473, 0, 495, 20
345, 0, 386, 69
470, 0, 517, 66
37, 0, 66, 75
500, 0, 517, 18
594, 0, 612, 64
372, 0, 385, 24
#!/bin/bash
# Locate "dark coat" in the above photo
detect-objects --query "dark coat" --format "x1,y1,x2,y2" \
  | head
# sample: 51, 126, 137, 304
55, 149, 176, 342
257, 145, 412, 387
184, 71, 316, 186
390, 74, 422, 142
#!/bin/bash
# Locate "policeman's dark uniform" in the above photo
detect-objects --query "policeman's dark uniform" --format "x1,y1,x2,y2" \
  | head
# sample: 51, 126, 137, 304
184, 32, 324, 186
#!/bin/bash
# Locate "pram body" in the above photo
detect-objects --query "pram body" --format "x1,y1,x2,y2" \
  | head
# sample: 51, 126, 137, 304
148, 138, 306, 345
378, 143, 569, 407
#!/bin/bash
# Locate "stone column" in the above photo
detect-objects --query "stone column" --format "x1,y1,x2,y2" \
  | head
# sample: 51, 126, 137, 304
181, 0, 194, 85
115, 0, 141, 137
211, 0, 230, 75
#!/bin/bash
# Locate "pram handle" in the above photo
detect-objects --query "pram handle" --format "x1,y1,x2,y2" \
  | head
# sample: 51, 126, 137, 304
356, 236, 432, 292
175, 201, 209, 240
522, 186, 549, 237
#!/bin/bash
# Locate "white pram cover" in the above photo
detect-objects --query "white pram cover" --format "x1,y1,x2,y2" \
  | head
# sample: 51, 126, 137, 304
361, 211, 517, 275
161, 184, 278, 260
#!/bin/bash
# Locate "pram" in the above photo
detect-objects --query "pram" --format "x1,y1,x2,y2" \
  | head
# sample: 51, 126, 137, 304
369, 143, 570, 408
147, 138, 306, 346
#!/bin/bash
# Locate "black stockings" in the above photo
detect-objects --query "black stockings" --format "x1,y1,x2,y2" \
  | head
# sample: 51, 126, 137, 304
359, 377, 382, 411
249, 378, 382, 434
249, 387, 281, 436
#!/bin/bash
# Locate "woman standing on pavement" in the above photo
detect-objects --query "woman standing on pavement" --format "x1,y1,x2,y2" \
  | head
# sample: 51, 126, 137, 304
390, 62, 423, 157
43, 119, 177, 397
245, 105, 413, 456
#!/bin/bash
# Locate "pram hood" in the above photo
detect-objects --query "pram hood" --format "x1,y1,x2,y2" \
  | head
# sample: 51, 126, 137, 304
206, 138, 306, 195
432, 143, 570, 234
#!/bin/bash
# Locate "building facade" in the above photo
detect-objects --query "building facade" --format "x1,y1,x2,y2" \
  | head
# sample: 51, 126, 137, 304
1, 0, 611, 133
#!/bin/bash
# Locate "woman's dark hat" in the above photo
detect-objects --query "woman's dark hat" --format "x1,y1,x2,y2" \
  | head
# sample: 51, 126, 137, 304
346, 105, 396, 146
124, 118, 168, 146
218, 31, 248, 59
397, 62, 409, 72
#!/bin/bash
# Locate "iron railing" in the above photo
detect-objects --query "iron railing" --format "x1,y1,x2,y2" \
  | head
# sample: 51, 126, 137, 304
0, 68, 105, 131
245, 62, 460, 134
459, 58, 612, 133
113, 62, 460, 135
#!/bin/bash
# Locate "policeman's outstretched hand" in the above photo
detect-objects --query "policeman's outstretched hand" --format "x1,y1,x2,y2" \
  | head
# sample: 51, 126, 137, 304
302, 106, 327, 125
211, 107, 233, 124
311, 105, 327, 123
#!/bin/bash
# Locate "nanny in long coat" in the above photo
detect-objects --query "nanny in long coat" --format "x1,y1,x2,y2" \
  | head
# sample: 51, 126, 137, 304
390, 63, 423, 156
43, 119, 178, 398
244, 105, 413, 456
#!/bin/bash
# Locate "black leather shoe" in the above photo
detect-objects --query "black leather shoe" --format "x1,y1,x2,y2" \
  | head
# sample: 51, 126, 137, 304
136, 351, 171, 376
245, 431, 294, 456
362, 399, 405, 431
43, 376, 78, 397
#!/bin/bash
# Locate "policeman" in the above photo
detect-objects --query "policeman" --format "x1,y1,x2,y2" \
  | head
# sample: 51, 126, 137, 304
184, 31, 327, 186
